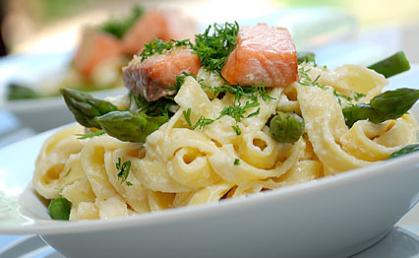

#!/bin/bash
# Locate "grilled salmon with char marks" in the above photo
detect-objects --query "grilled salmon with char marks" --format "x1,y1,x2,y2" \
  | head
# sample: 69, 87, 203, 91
221, 24, 297, 88
123, 47, 200, 102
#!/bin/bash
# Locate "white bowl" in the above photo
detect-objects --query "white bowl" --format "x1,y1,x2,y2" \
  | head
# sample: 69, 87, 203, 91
0, 108, 418, 258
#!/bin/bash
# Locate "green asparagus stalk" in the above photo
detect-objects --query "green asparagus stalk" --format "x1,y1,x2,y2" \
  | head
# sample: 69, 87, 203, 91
368, 51, 410, 78
61, 88, 118, 128
7, 83, 42, 100
389, 144, 419, 159
297, 51, 316, 65
342, 88, 419, 127
95, 111, 168, 143
269, 112, 305, 143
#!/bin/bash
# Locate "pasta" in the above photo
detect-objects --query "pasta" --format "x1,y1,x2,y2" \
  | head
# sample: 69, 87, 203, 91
33, 62, 418, 221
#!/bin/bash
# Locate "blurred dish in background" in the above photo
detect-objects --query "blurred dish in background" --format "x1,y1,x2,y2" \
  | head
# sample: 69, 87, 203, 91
4, 5, 197, 102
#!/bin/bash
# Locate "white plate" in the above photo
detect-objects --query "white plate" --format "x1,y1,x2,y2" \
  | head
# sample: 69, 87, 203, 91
0, 51, 126, 132
0, 67, 419, 257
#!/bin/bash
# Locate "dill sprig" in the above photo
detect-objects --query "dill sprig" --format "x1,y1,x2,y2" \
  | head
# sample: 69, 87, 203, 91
193, 22, 239, 72
298, 65, 366, 105
140, 39, 192, 61
116, 157, 132, 186
182, 107, 216, 129
182, 83, 270, 132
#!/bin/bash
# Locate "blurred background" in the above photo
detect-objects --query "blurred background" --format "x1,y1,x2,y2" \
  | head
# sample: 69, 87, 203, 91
0, 0, 419, 146
0, 0, 418, 58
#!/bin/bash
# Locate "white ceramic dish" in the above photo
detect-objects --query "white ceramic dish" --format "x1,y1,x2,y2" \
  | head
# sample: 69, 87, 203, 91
0, 122, 419, 258
1, 66, 419, 258
0, 52, 126, 132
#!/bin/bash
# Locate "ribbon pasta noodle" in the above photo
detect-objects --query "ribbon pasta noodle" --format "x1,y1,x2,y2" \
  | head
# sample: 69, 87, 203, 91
33, 63, 418, 220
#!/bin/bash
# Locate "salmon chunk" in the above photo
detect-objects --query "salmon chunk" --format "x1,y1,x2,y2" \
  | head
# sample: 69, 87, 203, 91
123, 48, 200, 101
122, 10, 196, 55
74, 28, 122, 79
221, 24, 297, 87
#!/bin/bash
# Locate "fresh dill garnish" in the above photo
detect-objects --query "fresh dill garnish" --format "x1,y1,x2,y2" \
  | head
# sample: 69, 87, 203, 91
63, 169, 72, 177
298, 66, 324, 88
182, 107, 215, 129
234, 158, 240, 166
193, 117, 216, 130
298, 65, 366, 105
183, 108, 192, 126
140, 39, 192, 61
193, 22, 239, 72
76, 130, 106, 139
131, 93, 176, 117
115, 157, 132, 186
232, 124, 241, 135
353, 92, 366, 101
247, 107, 260, 118
174, 72, 193, 91
182, 83, 272, 132
100, 5, 144, 39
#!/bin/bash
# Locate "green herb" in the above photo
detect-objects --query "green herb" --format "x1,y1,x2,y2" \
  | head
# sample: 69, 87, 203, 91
131, 93, 176, 117
297, 66, 324, 88
116, 157, 132, 186
269, 112, 305, 143
63, 169, 72, 177
100, 5, 144, 39
353, 92, 366, 101
7, 83, 42, 101
232, 124, 241, 135
174, 72, 193, 91
76, 130, 106, 139
389, 144, 419, 159
61, 88, 118, 128
297, 51, 316, 65
183, 108, 193, 126
193, 22, 239, 72
140, 39, 192, 61
299, 66, 366, 105
368, 51, 410, 78
48, 197, 72, 220
193, 116, 216, 130
247, 107, 260, 118
234, 158, 240, 166
96, 111, 168, 143
342, 88, 419, 127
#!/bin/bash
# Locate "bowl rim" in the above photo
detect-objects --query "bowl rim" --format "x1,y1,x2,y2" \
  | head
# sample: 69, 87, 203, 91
1, 124, 419, 235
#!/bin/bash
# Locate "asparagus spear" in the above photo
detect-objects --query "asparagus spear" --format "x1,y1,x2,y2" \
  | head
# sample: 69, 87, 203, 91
297, 51, 316, 65
389, 144, 419, 159
95, 111, 168, 143
269, 112, 305, 143
342, 88, 419, 127
368, 51, 410, 78
61, 88, 118, 128
7, 83, 42, 100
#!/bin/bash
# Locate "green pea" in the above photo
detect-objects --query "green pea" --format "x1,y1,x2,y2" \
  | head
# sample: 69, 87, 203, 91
269, 112, 305, 143
48, 197, 72, 220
